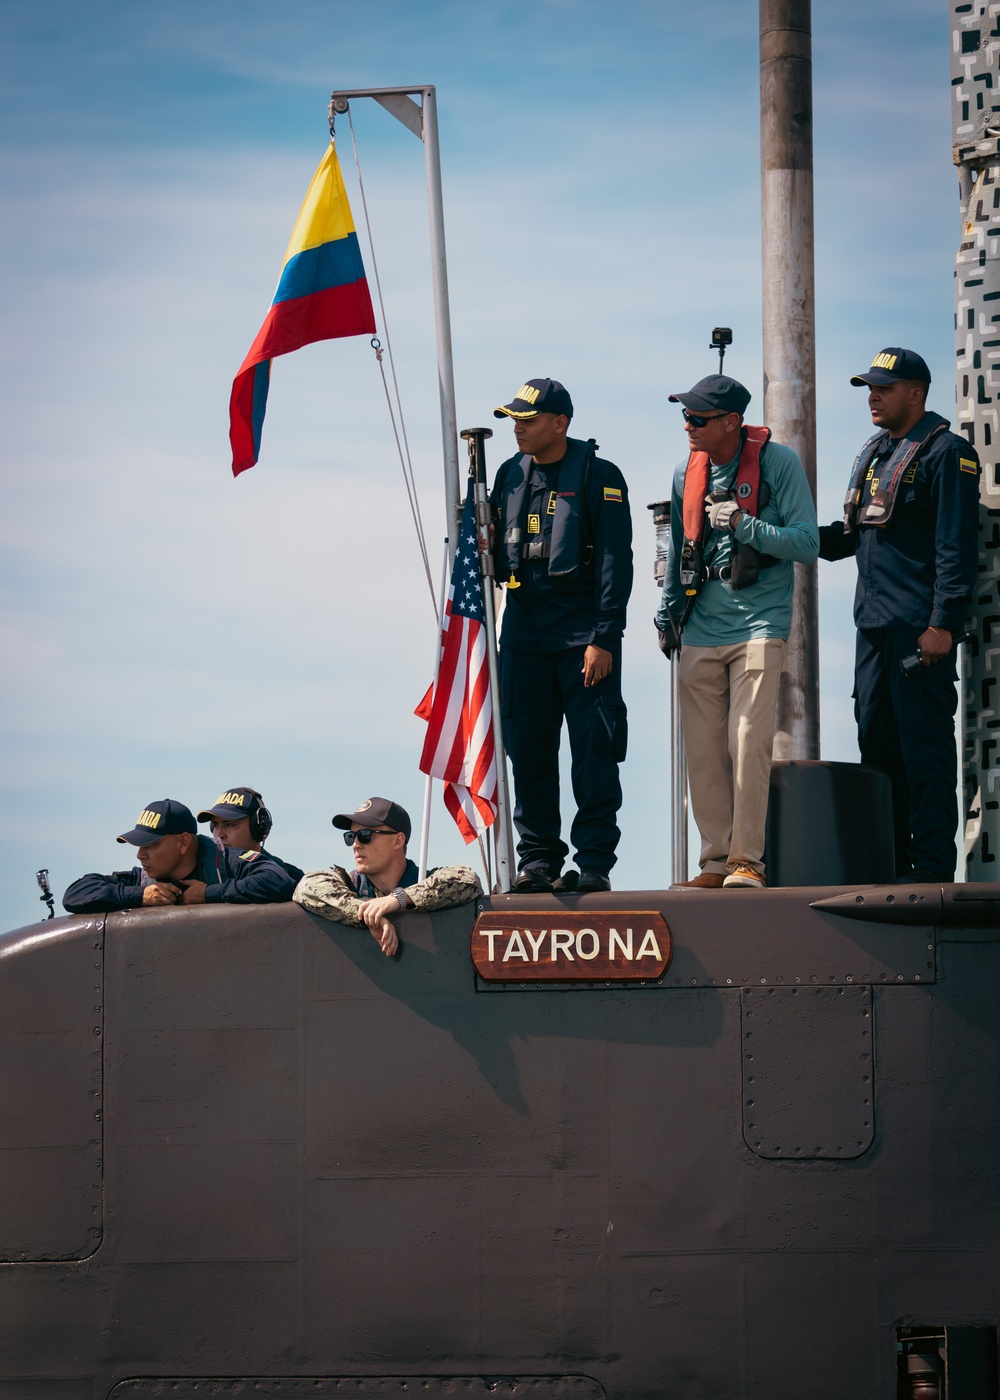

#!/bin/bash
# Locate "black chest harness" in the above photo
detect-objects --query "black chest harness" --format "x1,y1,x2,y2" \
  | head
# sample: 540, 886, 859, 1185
497, 437, 596, 588
842, 412, 949, 533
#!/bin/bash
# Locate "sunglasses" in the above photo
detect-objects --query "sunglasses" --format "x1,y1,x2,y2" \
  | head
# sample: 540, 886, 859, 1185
682, 409, 730, 428
344, 828, 398, 846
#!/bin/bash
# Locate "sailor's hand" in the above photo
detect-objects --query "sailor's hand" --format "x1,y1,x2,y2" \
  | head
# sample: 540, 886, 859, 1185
375, 918, 399, 957
179, 880, 207, 904
656, 624, 681, 660
918, 626, 952, 666
142, 882, 180, 906
360, 894, 405, 926
705, 495, 741, 532
582, 644, 613, 687
358, 897, 402, 957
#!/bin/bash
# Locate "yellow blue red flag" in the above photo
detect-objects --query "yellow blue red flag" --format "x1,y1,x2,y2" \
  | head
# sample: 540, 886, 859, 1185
229, 143, 376, 476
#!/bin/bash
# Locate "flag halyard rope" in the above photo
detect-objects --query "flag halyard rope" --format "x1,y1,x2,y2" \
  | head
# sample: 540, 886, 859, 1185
347, 109, 436, 616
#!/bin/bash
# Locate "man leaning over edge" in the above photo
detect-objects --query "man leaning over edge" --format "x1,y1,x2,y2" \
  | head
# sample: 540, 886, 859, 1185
63, 798, 298, 913
293, 796, 482, 957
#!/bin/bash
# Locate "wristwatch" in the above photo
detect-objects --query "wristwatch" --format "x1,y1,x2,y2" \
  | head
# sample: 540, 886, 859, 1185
391, 886, 409, 908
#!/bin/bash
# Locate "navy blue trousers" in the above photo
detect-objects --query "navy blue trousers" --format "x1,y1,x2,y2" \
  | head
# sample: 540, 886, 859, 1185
499, 643, 626, 877
855, 626, 959, 879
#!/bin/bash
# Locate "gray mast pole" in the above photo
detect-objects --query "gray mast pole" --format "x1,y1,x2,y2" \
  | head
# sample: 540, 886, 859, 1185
421, 88, 462, 564
759, 0, 820, 760
951, 4, 1000, 881
330, 85, 462, 563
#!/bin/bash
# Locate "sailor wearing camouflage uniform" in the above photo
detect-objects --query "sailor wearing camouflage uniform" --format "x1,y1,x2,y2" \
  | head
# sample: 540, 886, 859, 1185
819, 348, 981, 882
63, 798, 299, 913
293, 797, 482, 957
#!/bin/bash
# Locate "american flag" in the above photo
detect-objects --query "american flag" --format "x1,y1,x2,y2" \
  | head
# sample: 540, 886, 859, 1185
416, 481, 498, 842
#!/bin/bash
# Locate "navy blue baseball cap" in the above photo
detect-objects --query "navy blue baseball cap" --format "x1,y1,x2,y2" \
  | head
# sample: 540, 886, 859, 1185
197, 787, 263, 824
117, 798, 197, 846
332, 796, 412, 842
494, 378, 574, 421
850, 348, 931, 387
669, 375, 752, 415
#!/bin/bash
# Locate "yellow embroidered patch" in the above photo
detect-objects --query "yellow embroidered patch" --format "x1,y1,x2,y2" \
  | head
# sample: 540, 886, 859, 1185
527, 514, 541, 534
960, 457, 979, 474
239, 850, 259, 862
603, 487, 623, 502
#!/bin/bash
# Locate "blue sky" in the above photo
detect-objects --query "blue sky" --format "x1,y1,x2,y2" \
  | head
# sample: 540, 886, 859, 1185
0, 0, 959, 928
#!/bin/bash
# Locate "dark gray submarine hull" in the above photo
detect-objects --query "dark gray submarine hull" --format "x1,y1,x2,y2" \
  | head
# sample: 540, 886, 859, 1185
0, 885, 997, 1399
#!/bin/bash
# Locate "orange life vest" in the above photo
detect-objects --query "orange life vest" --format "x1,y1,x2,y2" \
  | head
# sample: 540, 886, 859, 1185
678, 425, 772, 600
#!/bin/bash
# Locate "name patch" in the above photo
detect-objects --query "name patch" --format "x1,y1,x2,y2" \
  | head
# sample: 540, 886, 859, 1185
471, 910, 671, 982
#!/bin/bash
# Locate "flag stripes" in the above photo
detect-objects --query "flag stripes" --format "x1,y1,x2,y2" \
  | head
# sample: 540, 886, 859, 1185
417, 483, 498, 843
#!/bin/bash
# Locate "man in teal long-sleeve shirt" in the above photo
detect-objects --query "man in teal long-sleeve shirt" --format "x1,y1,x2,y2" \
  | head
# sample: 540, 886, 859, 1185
655, 375, 818, 889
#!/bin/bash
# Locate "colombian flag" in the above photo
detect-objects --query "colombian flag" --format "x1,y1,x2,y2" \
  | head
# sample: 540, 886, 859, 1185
229, 143, 376, 476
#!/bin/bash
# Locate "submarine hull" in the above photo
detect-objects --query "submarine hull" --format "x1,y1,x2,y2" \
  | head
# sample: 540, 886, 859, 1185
0, 887, 997, 1398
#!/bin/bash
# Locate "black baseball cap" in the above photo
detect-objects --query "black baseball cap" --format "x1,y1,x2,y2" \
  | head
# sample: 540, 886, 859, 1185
668, 374, 751, 416
332, 796, 412, 842
494, 378, 574, 421
197, 787, 264, 824
117, 798, 197, 846
850, 348, 932, 387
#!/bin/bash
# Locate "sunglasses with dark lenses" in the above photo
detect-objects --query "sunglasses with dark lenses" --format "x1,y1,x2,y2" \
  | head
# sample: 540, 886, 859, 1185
343, 828, 397, 846
681, 409, 730, 428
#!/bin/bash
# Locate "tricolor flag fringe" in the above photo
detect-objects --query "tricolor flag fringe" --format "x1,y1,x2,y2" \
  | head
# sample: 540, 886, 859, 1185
229, 142, 376, 476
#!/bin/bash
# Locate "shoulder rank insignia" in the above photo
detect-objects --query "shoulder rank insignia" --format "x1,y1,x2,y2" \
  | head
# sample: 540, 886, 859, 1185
603, 486, 623, 502
960, 457, 979, 474
239, 849, 260, 861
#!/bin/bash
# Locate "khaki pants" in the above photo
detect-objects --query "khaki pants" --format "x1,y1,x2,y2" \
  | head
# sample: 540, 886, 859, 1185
678, 638, 786, 877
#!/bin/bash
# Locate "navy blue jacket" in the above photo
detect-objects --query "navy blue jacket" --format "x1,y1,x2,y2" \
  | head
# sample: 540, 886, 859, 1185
489, 445, 633, 653
819, 413, 981, 632
63, 834, 298, 914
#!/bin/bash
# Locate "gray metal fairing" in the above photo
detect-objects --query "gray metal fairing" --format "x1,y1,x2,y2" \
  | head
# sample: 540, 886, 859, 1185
0, 888, 997, 1399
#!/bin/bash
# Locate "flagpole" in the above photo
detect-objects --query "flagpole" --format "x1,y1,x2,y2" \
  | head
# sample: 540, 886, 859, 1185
329, 85, 462, 564
418, 538, 452, 880
462, 427, 515, 893
421, 89, 462, 565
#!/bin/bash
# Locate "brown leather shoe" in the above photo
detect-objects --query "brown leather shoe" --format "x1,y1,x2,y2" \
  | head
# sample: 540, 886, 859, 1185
673, 872, 727, 889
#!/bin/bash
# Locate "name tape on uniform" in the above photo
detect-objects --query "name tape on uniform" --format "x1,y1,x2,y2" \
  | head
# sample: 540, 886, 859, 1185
471, 910, 671, 982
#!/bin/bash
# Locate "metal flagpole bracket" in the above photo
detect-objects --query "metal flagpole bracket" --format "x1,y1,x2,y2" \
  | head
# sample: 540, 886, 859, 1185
461, 427, 516, 892
328, 84, 461, 562
330, 86, 427, 139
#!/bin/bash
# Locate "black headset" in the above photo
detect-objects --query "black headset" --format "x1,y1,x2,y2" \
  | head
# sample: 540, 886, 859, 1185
246, 789, 273, 843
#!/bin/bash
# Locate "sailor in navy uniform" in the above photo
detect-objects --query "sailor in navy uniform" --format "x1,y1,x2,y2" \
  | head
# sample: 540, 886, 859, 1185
197, 786, 303, 882
490, 378, 633, 893
819, 348, 981, 882
63, 798, 299, 913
